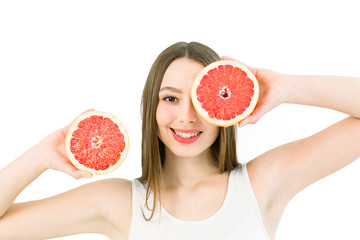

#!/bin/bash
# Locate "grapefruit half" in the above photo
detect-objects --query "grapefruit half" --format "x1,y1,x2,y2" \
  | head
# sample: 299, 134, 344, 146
191, 60, 259, 127
65, 111, 129, 175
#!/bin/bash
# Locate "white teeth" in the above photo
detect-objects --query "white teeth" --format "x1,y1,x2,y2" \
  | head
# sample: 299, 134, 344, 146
173, 130, 201, 139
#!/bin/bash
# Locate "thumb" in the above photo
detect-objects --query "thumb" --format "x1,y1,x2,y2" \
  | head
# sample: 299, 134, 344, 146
238, 101, 271, 127
62, 161, 93, 179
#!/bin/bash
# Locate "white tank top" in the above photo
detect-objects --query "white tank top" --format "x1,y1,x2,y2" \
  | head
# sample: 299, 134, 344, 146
128, 164, 271, 240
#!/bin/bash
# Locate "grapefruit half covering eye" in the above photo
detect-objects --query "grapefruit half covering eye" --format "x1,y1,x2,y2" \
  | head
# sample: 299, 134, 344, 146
65, 111, 129, 175
191, 60, 259, 127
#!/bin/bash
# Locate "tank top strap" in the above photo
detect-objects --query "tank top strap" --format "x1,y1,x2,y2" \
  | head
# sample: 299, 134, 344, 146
130, 179, 157, 221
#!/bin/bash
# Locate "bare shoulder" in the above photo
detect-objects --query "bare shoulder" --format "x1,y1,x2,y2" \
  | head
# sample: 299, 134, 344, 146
79, 178, 132, 238
0, 177, 133, 239
95, 178, 132, 234
87, 177, 132, 198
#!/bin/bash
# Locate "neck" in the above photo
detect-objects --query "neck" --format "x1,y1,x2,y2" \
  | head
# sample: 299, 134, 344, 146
162, 147, 220, 188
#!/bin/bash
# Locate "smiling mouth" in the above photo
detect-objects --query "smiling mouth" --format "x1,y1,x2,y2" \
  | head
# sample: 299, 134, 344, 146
171, 128, 202, 139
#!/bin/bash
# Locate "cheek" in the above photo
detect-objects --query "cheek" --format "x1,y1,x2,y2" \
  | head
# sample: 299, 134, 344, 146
156, 104, 174, 128
209, 125, 220, 140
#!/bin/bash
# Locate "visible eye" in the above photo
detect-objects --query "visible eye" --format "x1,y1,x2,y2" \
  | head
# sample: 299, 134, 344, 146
163, 96, 178, 102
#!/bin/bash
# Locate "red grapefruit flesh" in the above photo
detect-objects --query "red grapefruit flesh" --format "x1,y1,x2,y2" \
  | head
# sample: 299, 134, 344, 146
65, 111, 129, 175
191, 60, 259, 127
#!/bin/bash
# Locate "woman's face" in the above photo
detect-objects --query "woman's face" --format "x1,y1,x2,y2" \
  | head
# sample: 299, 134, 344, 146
156, 58, 220, 158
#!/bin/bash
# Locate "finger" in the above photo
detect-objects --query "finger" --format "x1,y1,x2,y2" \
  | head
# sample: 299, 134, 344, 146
221, 56, 235, 61
62, 161, 92, 179
238, 114, 257, 128
78, 170, 93, 179
238, 100, 272, 128
238, 117, 252, 128
221, 56, 257, 75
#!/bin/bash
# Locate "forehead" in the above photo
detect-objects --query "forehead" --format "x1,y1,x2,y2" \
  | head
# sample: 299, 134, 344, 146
160, 58, 205, 88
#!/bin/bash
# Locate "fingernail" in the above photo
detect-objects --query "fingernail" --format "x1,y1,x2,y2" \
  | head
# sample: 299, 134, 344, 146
81, 171, 92, 178
238, 119, 249, 127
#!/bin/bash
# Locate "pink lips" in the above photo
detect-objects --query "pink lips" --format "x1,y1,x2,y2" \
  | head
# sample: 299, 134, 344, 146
171, 128, 202, 144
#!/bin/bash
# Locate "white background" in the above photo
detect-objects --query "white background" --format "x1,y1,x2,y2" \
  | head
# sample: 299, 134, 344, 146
1, 0, 360, 239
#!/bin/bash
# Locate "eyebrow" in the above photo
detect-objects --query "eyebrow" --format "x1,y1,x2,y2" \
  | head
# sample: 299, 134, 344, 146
159, 86, 183, 94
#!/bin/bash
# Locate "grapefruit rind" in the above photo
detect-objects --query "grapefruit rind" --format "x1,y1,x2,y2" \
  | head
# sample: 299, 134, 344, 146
65, 111, 130, 175
191, 60, 259, 127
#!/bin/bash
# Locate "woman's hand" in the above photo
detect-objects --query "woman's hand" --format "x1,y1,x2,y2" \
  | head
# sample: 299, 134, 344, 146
33, 111, 94, 179
239, 67, 289, 127
0, 110, 93, 219
221, 56, 291, 127
34, 124, 92, 179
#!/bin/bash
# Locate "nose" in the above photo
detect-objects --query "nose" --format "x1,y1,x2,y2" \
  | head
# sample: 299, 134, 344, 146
179, 100, 197, 124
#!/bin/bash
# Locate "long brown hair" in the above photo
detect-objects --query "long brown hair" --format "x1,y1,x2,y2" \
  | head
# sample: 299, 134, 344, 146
140, 41, 239, 220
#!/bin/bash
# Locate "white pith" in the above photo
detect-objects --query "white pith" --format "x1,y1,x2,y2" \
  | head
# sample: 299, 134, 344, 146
219, 86, 231, 99
65, 111, 130, 175
91, 136, 102, 148
173, 129, 201, 138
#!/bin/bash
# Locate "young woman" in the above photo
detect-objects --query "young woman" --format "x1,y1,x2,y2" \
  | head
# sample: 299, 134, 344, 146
0, 42, 359, 240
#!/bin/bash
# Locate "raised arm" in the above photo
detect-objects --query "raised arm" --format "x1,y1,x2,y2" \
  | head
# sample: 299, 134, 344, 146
0, 117, 132, 239
288, 74, 360, 118
277, 74, 360, 190
244, 70, 360, 238
0, 126, 90, 218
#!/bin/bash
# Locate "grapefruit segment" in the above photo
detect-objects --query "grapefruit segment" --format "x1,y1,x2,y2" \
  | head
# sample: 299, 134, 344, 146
65, 111, 129, 175
191, 60, 259, 127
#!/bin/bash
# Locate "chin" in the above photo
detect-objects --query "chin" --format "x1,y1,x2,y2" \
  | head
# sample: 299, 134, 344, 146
165, 144, 211, 159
